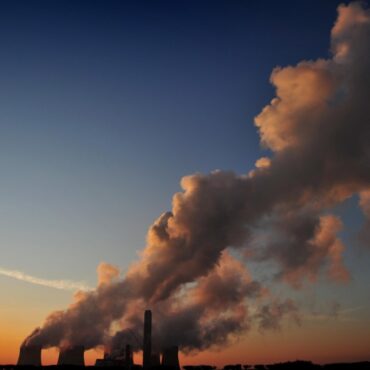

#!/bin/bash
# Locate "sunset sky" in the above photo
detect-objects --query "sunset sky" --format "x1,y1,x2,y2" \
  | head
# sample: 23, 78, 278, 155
1, 0, 370, 366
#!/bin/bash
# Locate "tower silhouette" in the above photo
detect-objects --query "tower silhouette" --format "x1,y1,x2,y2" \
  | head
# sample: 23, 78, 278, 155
143, 310, 152, 369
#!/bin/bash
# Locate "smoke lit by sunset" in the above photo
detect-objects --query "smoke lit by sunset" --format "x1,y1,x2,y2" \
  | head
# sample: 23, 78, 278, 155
1, 1, 370, 369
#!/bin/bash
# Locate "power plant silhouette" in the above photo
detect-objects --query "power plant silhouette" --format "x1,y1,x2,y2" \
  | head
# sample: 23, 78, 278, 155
58, 346, 85, 366
16, 310, 370, 369
143, 310, 152, 370
17, 345, 42, 366
17, 310, 180, 368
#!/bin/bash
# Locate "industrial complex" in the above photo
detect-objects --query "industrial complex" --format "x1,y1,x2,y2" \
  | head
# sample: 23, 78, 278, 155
14, 310, 370, 369
17, 310, 180, 369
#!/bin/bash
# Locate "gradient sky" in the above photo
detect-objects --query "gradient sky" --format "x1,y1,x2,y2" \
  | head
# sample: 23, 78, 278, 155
0, 0, 369, 366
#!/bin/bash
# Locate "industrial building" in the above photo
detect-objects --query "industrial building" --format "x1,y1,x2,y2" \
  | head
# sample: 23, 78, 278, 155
96, 344, 134, 367
96, 309, 181, 369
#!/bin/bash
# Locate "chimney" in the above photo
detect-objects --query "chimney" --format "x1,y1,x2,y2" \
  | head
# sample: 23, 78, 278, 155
57, 345, 85, 366
162, 346, 180, 370
143, 310, 152, 369
17, 345, 42, 366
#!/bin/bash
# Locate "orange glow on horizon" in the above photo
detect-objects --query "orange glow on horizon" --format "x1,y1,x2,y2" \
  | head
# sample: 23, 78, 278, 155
2, 319, 370, 366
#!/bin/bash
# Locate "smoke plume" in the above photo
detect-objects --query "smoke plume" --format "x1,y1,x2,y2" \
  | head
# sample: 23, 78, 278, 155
251, 209, 349, 288
255, 299, 300, 332
22, 1, 370, 355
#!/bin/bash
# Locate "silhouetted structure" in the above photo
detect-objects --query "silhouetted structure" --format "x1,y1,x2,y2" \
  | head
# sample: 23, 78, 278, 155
95, 343, 135, 367
17, 345, 42, 366
95, 357, 115, 367
162, 346, 180, 370
184, 366, 216, 370
150, 353, 161, 367
143, 310, 152, 369
265, 361, 320, 369
125, 344, 133, 368
224, 365, 242, 370
57, 345, 85, 366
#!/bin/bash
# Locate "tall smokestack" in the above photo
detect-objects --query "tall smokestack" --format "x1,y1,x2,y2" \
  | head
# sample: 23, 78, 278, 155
17, 345, 42, 366
162, 346, 180, 370
143, 310, 152, 369
57, 346, 85, 366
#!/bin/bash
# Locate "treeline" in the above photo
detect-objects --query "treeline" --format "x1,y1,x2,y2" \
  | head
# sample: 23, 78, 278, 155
1, 361, 369, 370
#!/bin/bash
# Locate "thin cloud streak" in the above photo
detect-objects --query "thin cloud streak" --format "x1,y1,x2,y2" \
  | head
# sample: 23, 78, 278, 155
304, 306, 364, 323
0, 267, 91, 291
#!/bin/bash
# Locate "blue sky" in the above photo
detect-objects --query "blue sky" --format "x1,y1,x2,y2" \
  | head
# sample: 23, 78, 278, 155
0, 0, 353, 284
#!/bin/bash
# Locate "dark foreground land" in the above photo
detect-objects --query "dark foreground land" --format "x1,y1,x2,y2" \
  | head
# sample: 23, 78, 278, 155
1, 362, 370, 370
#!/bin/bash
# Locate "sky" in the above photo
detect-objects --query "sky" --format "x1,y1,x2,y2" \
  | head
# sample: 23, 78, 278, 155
0, 0, 370, 366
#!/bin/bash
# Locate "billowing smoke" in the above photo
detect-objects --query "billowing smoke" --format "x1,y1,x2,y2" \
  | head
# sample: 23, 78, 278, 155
251, 209, 349, 288
255, 299, 300, 332
110, 252, 265, 353
22, 1, 370, 355
359, 190, 370, 245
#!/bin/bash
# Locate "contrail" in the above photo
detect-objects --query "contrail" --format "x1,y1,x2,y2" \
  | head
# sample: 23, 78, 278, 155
0, 267, 92, 291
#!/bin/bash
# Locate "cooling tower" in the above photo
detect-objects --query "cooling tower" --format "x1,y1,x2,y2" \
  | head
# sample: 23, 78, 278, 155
57, 345, 85, 366
143, 310, 152, 369
150, 353, 161, 367
125, 344, 133, 367
17, 345, 42, 366
162, 346, 180, 370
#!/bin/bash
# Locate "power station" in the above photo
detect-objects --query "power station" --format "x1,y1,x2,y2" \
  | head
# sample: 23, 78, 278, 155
17, 310, 180, 368
96, 309, 180, 369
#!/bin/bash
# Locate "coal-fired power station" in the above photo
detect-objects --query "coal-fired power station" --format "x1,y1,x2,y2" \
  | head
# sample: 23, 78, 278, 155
17, 310, 180, 368
96, 310, 180, 368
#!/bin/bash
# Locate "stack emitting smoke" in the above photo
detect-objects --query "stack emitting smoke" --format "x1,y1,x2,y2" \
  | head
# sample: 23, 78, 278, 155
17, 345, 42, 366
143, 310, 180, 370
57, 345, 85, 366
143, 310, 152, 369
